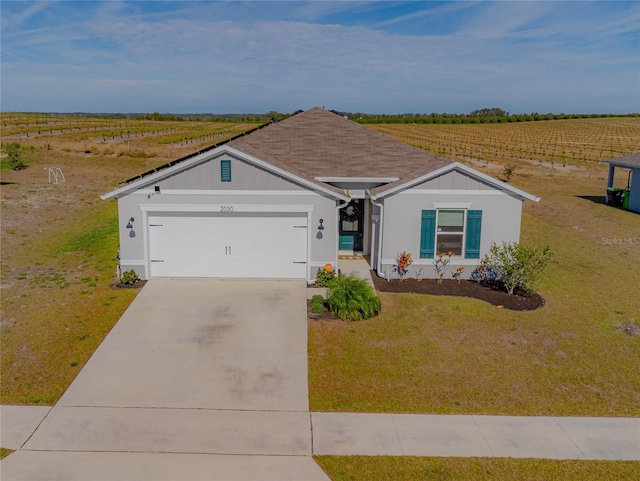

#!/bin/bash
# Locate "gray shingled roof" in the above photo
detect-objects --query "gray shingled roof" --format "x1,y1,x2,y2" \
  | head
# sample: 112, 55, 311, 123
229, 107, 451, 193
604, 152, 640, 169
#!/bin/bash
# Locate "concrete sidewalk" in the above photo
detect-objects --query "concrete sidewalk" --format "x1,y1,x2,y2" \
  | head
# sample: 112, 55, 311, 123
3, 406, 638, 461
0, 451, 330, 481
311, 412, 640, 460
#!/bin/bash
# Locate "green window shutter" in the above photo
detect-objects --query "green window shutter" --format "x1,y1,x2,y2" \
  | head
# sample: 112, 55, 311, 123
221, 160, 231, 182
420, 210, 436, 258
465, 210, 482, 259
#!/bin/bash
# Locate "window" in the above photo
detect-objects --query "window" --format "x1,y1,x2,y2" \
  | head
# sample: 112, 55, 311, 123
436, 210, 464, 255
420, 209, 482, 259
221, 160, 231, 182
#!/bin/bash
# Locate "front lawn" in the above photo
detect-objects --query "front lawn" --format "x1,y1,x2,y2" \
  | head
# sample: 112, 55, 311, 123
0, 202, 139, 404
315, 456, 640, 481
309, 173, 640, 416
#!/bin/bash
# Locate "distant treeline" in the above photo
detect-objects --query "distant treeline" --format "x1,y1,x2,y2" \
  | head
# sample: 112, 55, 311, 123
21, 111, 277, 122
11, 109, 639, 124
340, 110, 640, 124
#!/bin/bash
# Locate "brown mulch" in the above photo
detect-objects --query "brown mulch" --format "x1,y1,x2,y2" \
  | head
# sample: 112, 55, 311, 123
112, 280, 148, 289
307, 275, 544, 318
370, 272, 544, 312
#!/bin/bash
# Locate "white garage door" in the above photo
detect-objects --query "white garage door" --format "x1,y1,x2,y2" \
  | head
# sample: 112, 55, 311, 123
148, 212, 307, 278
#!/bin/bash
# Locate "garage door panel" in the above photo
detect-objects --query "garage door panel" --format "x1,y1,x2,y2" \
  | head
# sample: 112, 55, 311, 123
148, 213, 308, 278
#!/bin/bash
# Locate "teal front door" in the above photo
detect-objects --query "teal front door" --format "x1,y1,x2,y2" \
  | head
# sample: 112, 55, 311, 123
339, 200, 364, 251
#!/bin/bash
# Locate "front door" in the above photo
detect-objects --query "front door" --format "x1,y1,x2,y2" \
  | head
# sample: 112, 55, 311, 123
339, 200, 364, 251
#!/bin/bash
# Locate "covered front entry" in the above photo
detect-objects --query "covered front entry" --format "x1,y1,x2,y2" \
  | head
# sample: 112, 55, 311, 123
338, 199, 364, 251
148, 212, 308, 278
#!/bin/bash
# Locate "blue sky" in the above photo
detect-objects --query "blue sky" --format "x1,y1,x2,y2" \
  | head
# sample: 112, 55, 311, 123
1, 1, 638, 114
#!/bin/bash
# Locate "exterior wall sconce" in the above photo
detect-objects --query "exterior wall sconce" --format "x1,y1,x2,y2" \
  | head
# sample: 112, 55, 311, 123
126, 217, 135, 229
316, 218, 324, 239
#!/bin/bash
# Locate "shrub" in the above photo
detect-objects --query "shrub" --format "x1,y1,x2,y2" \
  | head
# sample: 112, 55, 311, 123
394, 251, 413, 281
120, 269, 140, 285
311, 294, 325, 314
452, 266, 465, 283
470, 264, 502, 283
3, 142, 29, 170
327, 273, 380, 321
433, 252, 453, 283
315, 267, 336, 287
481, 242, 551, 295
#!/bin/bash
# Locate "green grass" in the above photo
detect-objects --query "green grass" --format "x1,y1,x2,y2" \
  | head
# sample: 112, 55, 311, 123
309, 174, 640, 416
0, 202, 139, 404
0, 448, 14, 460
1, 158, 15, 172
314, 456, 640, 481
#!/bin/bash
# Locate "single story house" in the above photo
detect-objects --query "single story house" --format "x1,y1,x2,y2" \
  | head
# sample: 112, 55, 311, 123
603, 152, 639, 214
101, 107, 539, 282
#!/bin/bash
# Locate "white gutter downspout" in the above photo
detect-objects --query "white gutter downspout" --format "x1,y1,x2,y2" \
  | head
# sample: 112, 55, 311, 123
368, 190, 384, 277
335, 193, 350, 271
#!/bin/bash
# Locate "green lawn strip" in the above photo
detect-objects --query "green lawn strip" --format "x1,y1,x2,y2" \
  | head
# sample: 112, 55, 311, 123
1, 202, 138, 405
0, 448, 15, 460
309, 177, 640, 416
314, 456, 640, 481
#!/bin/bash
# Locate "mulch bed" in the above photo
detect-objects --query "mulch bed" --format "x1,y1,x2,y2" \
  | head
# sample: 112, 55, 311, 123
307, 275, 544, 319
370, 272, 544, 311
111, 280, 148, 289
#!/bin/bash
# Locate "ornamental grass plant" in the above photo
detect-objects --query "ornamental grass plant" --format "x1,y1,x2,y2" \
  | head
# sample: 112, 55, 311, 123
327, 273, 380, 321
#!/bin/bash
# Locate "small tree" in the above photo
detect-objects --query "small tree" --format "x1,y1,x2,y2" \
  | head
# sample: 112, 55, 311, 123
503, 162, 516, 181
481, 242, 551, 295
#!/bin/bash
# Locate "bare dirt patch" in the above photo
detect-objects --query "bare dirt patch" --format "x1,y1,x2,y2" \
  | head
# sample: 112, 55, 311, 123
616, 323, 640, 336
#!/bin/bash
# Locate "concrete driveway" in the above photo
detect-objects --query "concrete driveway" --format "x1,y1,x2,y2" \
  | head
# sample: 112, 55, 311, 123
58, 278, 309, 412
2, 279, 330, 481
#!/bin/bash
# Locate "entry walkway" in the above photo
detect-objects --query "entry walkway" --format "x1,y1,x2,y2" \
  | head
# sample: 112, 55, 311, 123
337, 255, 375, 288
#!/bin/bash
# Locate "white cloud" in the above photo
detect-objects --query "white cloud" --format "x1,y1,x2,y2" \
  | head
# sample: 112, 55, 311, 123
1, 1, 638, 113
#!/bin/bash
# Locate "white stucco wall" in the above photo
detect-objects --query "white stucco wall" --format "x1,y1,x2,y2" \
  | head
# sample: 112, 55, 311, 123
378, 189, 524, 280
112, 149, 342, 281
